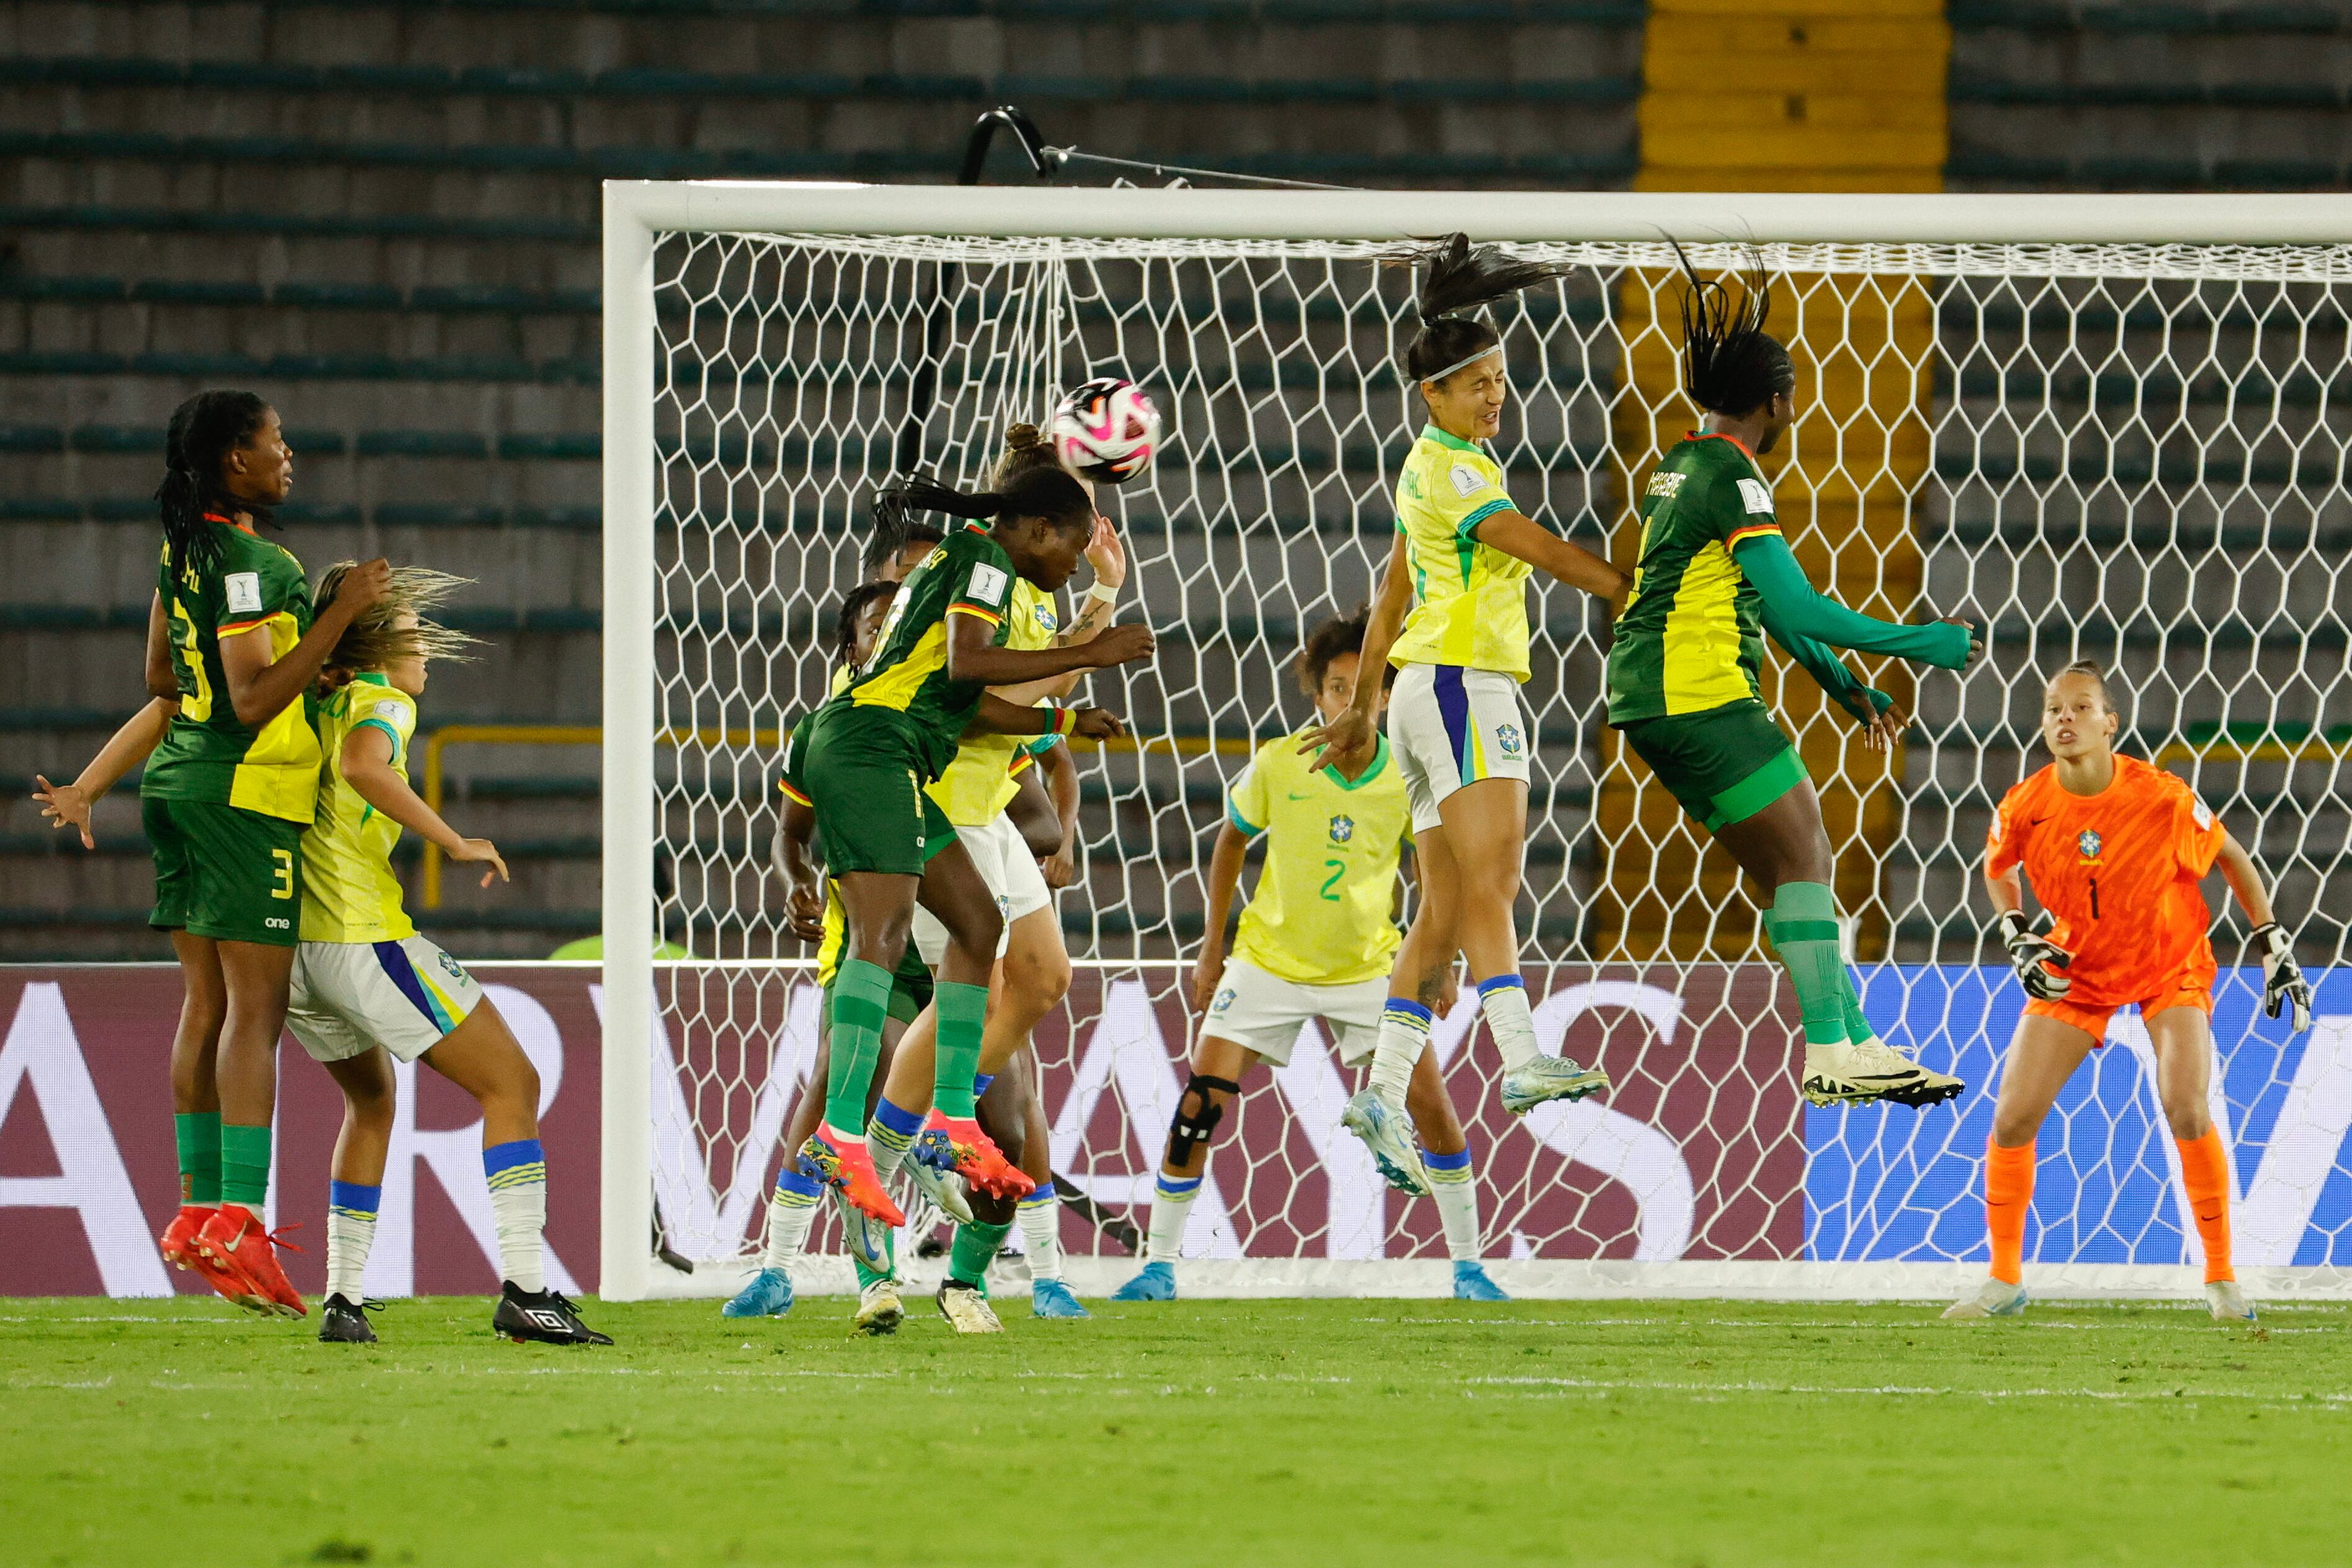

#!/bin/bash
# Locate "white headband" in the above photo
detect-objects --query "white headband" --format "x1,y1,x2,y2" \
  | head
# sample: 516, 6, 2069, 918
1425, 344, 1504, 385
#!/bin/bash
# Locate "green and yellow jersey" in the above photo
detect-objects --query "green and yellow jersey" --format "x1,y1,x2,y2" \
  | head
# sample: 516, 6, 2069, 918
926, 576, 1058, 827
1226, 730, 1411, 987
1605, 432, 1782, 724
142, 514, 322, 822
299, 673, 420, 943
825, 525, 1018, 779
1388, 424, 1534, 681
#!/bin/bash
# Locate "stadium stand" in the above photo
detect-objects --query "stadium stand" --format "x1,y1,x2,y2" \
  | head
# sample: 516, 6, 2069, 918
2, 0, 2345, 962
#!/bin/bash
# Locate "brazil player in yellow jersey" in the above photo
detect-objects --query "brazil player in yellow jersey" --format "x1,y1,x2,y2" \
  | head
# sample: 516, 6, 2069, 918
39, 390, 391, 1318
1113, 611, 1510, 1302
1306, 236, 1630, 1194
1610, 246, 1978, 1109
273, 563, 608, 1345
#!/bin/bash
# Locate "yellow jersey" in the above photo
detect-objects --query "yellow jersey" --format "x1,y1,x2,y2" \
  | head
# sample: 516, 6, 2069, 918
1226, 730, 1411, 986
1388, 424, 1533, 681
925, 577, 1059, 828
300, 674, 420, 943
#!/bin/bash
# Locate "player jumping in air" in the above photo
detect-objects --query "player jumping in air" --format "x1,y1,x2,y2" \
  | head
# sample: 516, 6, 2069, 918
861, 424, 1129, 1328
40, 391, 390, 1317
1308, 234, 1630, 1195
1607, 245, 1978, 1109
782, 467, 1149, 1261
1945, 663, 2312, 1324
1114, 610, 1509, 1302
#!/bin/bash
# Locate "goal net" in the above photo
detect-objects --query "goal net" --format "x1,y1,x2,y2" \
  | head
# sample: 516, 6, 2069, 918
599, 186, 2352, 1302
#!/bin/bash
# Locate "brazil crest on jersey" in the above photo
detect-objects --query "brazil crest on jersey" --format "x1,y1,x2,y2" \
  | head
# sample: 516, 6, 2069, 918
301, 674, 420, 943
1388, 426, 1534, 681
1226, 730, 1412, 986
827, 526, 1017, 779
1605, 432, 1783, 725
927, 573, 1058, 827
142, 515, 323, 823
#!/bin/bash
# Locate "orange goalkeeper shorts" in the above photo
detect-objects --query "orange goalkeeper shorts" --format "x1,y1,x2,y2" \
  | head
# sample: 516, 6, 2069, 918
2024, 978, 2213, 1044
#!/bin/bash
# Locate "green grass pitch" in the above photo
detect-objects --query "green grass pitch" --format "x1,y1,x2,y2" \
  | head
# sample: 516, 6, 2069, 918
7, 1294, 2349, 1566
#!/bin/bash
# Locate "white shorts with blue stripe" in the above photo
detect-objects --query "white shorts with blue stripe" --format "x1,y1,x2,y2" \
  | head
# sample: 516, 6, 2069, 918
1387, 662, 1532, 832
287, 934, 483, 1064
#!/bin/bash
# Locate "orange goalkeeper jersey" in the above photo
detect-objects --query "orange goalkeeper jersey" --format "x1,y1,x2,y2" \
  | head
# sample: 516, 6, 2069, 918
1985, 754, 2227, 1006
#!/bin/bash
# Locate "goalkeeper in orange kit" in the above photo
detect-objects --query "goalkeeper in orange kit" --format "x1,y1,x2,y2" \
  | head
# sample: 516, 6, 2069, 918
1945, 662, 2312, 1324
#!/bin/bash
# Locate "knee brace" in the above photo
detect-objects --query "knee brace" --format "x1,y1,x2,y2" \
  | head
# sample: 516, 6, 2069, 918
1167, 1074, 1242, 1167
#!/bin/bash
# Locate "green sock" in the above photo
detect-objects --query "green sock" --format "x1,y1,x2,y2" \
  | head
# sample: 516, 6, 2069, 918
1771, 906, 1876, 1045
949, 1219, 1012, 1288
824, 960, 894, 1137
1769, 882, 1849, 1049
219, 1122, 271, 1210
931, 980, 989, 1119
1838, 969, 1875, 1046
174, 1111, 222, 1206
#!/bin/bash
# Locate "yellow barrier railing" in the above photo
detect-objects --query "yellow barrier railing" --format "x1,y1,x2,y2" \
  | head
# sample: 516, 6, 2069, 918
418, 724, 1259, 907
2153, 737, 2352, 767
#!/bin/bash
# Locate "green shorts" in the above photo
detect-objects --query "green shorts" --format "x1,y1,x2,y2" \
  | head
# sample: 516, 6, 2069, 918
143, 795, 306, 948
797, 708, 956, 877
1617, 700, 1809, 833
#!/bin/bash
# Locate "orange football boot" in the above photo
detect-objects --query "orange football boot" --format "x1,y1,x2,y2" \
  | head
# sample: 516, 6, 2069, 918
195, 1205, 307, 1318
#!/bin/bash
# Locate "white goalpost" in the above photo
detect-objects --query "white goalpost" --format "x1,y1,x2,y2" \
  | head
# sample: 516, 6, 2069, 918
600, 183, 2352, 1305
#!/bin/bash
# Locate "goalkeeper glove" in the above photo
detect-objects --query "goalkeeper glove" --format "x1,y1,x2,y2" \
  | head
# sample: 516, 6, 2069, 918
2251, 923, 2313, 1034
1997, 912, 2073, 1000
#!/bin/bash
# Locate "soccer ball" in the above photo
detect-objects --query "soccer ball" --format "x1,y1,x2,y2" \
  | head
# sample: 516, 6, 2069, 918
1048, 377, 1160, 483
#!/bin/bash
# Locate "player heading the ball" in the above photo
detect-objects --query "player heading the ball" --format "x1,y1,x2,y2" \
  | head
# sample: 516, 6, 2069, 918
1306, 234, 1630, 1196
1608, 244, 1979, 1110
779, 468, 1151, 1229
1946, 663, 2312, 1325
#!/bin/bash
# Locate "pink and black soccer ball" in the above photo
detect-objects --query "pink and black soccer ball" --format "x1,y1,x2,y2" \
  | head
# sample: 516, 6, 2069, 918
1048, 377, 1160, 484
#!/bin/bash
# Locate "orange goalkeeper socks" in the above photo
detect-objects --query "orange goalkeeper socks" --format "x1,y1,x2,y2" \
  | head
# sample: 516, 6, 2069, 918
1985, 1137, 2035, 1286
2176, 1127, 2236, 1284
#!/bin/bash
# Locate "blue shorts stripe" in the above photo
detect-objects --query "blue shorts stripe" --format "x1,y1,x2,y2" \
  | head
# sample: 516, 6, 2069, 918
1433, 665, 1472, 783
372, 940, 447, 1029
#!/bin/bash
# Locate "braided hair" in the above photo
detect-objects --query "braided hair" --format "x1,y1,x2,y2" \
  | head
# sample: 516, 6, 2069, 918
875, 467, 1095, 539
1394, 232, 1569, 387
1670, 241, 1795, 416
156, 390, 272, 585
861, 486, 945, 580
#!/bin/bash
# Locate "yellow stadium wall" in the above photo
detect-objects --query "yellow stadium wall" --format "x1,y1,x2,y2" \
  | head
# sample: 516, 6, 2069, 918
1592, 0, 1949, 962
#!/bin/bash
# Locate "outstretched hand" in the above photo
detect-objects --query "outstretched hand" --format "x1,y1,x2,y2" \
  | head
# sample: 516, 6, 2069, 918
1087, 622, 1155, 668
1299, 707, 1376, 776
1069, 708, 1125, 741
1939, 616, 1986, 670
449, 836, 509, 889
34, 775, 96, 849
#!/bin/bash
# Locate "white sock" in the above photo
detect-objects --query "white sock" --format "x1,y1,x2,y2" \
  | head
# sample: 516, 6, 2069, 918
1422, 1148, 1480, 1260
1146, 1172, 1201, 1267
763, 1170, 824, 1270
1018, 1181, 1063, 1283
1477, 976, 1539, 1070
483, 1139, 547, 1294
1368, 998, 1434, 1106
326, 1180, 379, 1299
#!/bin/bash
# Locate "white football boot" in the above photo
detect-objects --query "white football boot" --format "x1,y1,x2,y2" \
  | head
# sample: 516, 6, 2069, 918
851, 1277, 903, 1337
1804, 1038, 1965, 1108
2206, 1280, 2258, 1324
1941, 1278, 2029, 1320
936, 1279, 1003, 1334
1340, 1090, 1428, 1196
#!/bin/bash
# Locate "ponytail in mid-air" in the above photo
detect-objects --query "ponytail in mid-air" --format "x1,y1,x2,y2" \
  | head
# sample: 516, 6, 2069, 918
156, 388, 272, 585
313, 562, 480, 676
876, 467, 1095, 538
1671, 240, 1795, 417
1393, 232, 1569, 387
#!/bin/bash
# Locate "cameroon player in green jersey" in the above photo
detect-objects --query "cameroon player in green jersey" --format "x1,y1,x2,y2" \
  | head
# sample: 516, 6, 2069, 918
1608, 248, 1982, 1108
36, 390, 390, 1315
784, 467, 1151, 1229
